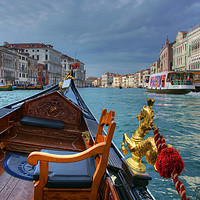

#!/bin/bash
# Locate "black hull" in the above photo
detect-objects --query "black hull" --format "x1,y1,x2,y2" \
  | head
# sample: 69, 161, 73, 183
147, 88, 193, 94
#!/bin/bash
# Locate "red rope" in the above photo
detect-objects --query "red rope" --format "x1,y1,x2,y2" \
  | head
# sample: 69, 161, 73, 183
154, 129, 190, 200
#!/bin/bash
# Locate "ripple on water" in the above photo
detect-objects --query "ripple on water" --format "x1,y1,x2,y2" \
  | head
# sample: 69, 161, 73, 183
0, 88, 199, 200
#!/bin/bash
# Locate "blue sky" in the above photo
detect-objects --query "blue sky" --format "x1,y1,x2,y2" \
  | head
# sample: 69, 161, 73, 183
0, 0, 200, 77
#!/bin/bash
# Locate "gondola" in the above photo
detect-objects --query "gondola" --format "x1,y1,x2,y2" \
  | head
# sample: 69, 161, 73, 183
0, 75, 155, 200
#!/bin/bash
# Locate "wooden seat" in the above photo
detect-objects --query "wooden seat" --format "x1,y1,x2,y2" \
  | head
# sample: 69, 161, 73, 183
28, 108, 116, 200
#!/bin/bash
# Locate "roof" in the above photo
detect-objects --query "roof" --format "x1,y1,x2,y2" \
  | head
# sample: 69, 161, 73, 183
4, 43, 53, 49
61, 54, 80, 62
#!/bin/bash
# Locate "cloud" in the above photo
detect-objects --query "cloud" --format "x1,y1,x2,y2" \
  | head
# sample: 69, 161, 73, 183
0, 0, 199, 77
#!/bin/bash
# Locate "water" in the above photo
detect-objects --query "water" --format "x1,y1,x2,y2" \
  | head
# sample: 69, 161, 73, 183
0, 88, 200, 200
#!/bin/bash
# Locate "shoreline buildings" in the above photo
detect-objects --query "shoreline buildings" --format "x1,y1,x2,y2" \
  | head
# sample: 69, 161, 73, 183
0, 42, 85, 88
88, 23, 200, 88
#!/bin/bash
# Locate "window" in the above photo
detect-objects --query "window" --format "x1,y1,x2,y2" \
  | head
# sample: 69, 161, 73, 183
32, 50, 34, 52
19, 73, 21, 77
45, 55, 48, 60
22, 73, 25, 78
32, 55, 34, 59
37, 50, 39, 52
37, 55, 39, 60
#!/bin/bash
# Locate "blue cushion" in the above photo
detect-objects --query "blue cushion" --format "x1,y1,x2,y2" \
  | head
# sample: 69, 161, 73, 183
20, 115, 65, 129
33, 149, 96, 188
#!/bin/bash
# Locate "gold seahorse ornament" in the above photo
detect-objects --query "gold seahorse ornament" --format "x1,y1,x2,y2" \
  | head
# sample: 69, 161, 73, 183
121, 98, 158, 173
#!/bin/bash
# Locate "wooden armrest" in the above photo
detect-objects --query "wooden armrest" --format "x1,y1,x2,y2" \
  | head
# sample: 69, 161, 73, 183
28, 142, 106, 166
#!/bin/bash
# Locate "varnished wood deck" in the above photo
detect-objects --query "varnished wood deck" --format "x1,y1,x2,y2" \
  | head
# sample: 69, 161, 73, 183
0, 152, 34, 200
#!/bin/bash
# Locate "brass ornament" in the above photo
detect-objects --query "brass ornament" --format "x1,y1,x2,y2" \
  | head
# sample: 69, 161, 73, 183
121, 98, 158, 173
82, 131, 91, 142
59, 73, 74, 92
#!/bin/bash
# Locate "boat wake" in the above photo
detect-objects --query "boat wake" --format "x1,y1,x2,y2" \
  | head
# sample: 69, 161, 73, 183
186, 91, 200, 96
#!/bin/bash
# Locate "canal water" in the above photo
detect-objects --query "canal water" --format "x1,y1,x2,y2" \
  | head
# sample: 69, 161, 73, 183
0, 88, 200, 200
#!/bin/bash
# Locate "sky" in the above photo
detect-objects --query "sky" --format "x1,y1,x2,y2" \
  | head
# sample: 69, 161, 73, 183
0, 0, 200, 77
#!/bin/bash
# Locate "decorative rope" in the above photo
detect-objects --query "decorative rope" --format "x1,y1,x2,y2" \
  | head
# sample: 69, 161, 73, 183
154, 129, 190, 200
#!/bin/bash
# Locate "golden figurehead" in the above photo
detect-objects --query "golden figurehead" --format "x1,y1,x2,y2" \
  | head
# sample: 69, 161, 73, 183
121, 98, 158, 173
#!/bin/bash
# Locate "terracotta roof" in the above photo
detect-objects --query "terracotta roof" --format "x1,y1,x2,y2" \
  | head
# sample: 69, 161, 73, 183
4, 43, 53, 49
180, 31, 188, 34
87, 77, 97, 80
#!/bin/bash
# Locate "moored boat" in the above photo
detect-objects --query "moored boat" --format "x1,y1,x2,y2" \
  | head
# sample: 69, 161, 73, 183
0, 84, 13, 91
0, 75, 156, 200
26, 85, 43, 90
14, 84, 43, 90
147, 71, 195, 94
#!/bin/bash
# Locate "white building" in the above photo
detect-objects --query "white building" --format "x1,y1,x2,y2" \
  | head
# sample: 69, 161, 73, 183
0, 47, 18, 85
102, 72, 116, 87
187, 24, 200, 71
4, 43, 62, 85
18, 53, 29, 85
61, 55, 75, 77
112, 75, 121, 87
128, 74, 135, 87
172, 31, 188, 71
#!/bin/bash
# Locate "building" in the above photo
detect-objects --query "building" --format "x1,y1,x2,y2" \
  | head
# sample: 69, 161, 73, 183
122, 75, 128, 88
85, 77, 97, 87
17, 52, 29, 85
160, 37, 175, 72
0, 47, 18, 85
61, 54, 76, 77
150, 59, 160, 74
71, 62, 86, 87
112, 75, 121, 87
172, 31, 188, 71
187, 24, 200, 71
141, 69, 150, 88
28, 57, 38, 86
102, 72, 117, 87
61, 54, 85, 87
37, 63, 48, 86
134, 72, 141, 88
128, 74, 135, 88
4, 42, 62, 85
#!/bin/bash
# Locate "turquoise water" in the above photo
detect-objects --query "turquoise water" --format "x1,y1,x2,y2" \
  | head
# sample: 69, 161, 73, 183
0, 88, 200, 200
78, 88, 200, 200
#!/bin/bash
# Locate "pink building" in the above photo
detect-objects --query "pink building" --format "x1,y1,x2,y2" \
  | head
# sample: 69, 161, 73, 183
160, 37, 175, 72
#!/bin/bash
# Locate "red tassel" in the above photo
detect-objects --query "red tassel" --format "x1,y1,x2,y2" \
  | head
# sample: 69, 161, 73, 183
156, 147, 185, 179
153, 129, 190, 199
